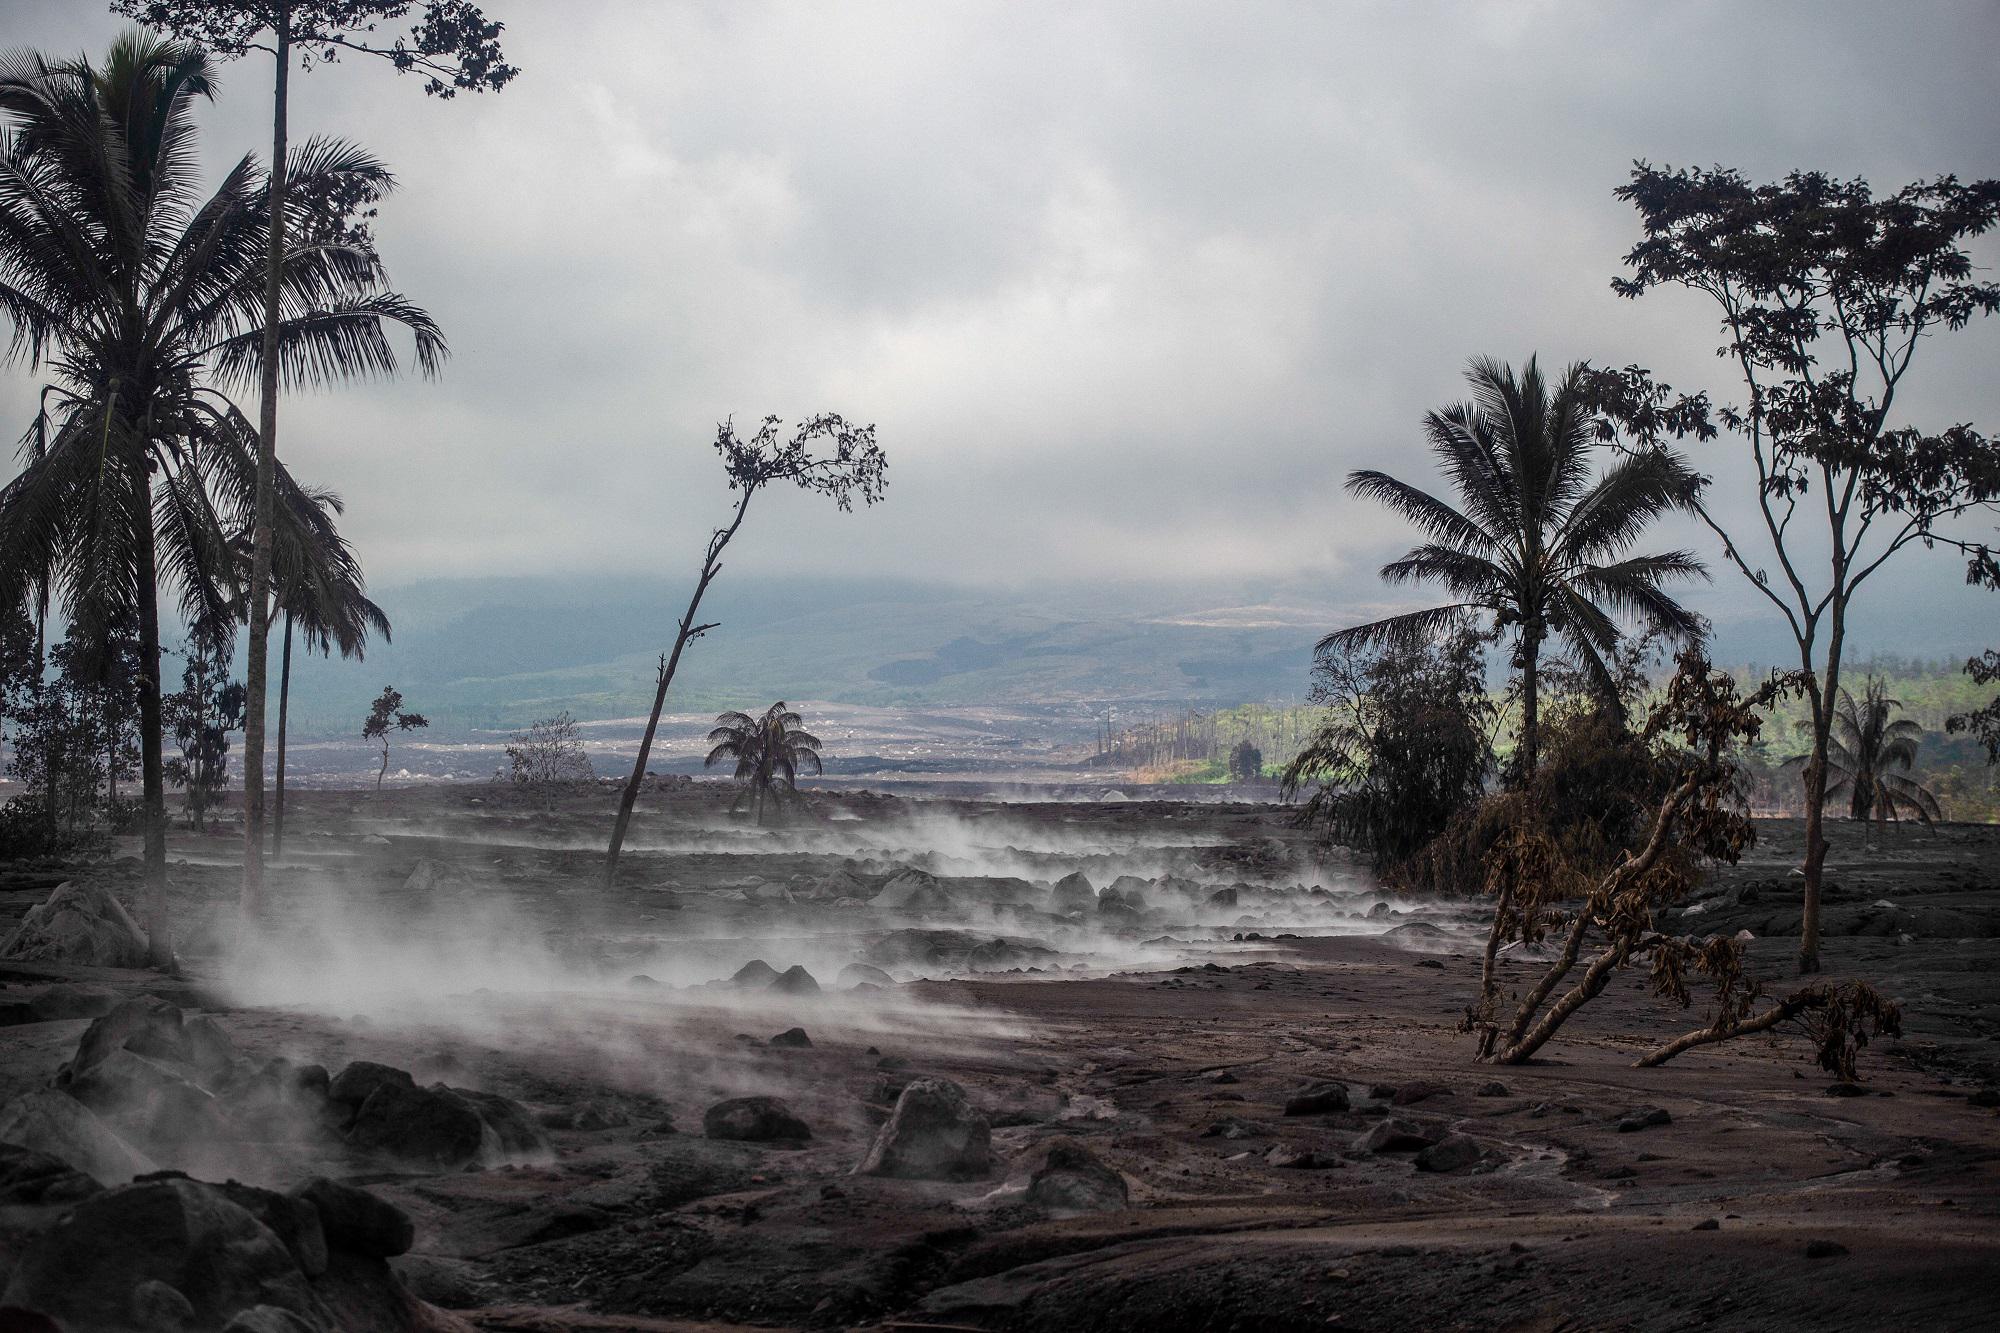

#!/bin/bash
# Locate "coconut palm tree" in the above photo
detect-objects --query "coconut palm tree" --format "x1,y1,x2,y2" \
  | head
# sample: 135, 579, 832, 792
0, 32, 442, 955
1324, 355, 1707, 777
705, 701, 823, 825
1817, 679, 1941, 830
265, 483, 389, 859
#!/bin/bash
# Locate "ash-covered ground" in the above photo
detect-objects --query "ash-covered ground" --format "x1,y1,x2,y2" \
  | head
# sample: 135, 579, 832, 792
0, 784, 1996, 1332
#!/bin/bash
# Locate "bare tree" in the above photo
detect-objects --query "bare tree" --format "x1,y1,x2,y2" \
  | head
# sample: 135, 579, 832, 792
1588, 164, 2000, 973
603, 416, 885, 884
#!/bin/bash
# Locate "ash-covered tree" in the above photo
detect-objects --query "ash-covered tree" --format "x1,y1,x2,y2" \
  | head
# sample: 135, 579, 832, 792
705, 702, 824, 826
1586, 164, 2000, 972
1282, 630, 1496, 872
112, 0, 514, 918
1327, 355, 1705, 782
506, 711, 593, 788
1227, 739, 1264, 783
361, 685, 426, 790
1467, 650, 1901, 1077
604, 416, 886, 882
162, 621, 246, 831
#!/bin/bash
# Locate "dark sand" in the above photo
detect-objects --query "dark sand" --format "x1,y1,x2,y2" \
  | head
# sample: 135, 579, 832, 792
1, 784, 1995, 1332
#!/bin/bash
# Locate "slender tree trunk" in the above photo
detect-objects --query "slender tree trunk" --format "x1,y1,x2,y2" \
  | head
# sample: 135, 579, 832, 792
272, 611, 292, 861
132, 468, 171, 968
604, 489, 754, 886
377, 740, 387, 792
241, 3, 292, 923
1799, 612, 1845, 976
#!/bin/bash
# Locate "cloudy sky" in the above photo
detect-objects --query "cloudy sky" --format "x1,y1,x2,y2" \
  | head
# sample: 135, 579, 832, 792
7, 1, 2000, 647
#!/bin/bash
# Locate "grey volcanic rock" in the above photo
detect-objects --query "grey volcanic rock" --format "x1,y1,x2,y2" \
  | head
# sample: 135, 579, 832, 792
326, 1061, 413, 1113
1284, 1082, 1350, 1115
0, 1141, 103, 1205
703, 1096, 811, 1142
725, 959, 781, 989
769, 1027, 812, 1048
770, 965, 821, 995
1415, 1134, 1482, 1172
0, 1091, 154, 1184
1355, 1117, 1440, 1154
293, 1178, 414, 1258
858, 1077, 991, 1180
874, 869, 948, 913
0, 881, 147, 967
1047, 872, 1096, 915
346, 1082, 486, 1167
1017, 1137, 1128, 1214
0, 1177, 324, 1331
837, 963, 896, 988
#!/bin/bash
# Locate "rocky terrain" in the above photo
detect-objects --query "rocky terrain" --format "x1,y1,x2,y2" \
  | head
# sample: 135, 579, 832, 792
0, 783, 1994, 1331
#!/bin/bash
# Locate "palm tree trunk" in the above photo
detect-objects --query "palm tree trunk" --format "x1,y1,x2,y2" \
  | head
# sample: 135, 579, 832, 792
240, 0, 292, 926
272, 610, 292, 861
132, 466, 171, 968
1518, 620, 1543, 780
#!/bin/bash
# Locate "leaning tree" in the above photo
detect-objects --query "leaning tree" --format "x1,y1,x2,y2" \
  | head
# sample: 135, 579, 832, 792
604, 416, 885, 884
0, 35, 439, 960
1586, 164, 2000, 972
112, 0, 514, 920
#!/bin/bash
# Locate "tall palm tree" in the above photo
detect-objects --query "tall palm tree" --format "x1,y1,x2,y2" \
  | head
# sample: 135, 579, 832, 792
265, 483, 389, 860
705, 701, 824, 825
1819, 679, 1941, 830
1325, 355, 1707, 776
0, 33, 441, 957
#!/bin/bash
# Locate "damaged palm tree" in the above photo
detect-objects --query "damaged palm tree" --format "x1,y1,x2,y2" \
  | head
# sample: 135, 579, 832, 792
603, 416, 885, 884
1467, 651, 1901, 1076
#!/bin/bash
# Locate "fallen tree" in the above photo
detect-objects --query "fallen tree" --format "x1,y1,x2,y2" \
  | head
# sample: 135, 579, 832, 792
1465, 650, 1902, 1074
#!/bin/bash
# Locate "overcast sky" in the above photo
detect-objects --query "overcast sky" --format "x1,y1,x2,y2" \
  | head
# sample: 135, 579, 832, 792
6, 1, 2000, 646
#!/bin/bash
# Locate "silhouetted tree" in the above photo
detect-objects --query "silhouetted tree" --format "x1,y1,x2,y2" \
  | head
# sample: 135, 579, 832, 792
112, 0, 510, 917
1327, 356, 1704, 780
604, 416, 885, 882
1227, 740, 1263, 783
0, 36, 435, 960
361, 686, 426, 790
706, 702, 824, 825
1808, 679, 1941, 829
1586, 164, 2000, 972
163, 621, 245, 830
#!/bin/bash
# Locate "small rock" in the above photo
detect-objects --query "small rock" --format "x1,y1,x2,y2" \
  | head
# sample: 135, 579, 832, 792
1019, 1137, 1128, 1214
1804, 1239, 1848, 1259
1284, 1081, 1350, 1116
769, 1027, 812, 1049
1691, 1217, 1720, 1231
770, 965, 820, 995
1202, 1117, 1263, 1140
1414, 958, 1444, 970
1825, 1083, 1866, 1098
1968, 1089, 2000, 1108
1355, 1118, 1439, 1154
703, 1096, 811, 1142
857, 1077, 990, 1180
1393, 1081, 1449, 1106
1475, 1081, 1510, 1098
1615, 1106, 1672, 1132
1414, 1134, 1482, 1173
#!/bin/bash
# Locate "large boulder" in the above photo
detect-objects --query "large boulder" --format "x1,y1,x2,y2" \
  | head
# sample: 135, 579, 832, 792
0, 1141, 102, 1206
1047, 873, 1096, 916
1014, 1137, 1127, 1215
63, 997, 235, 1089
858, 1077, 991, 1180
0, 881, 147, 967
836, 963, 896, 989
873, 869, 950, 915
0, 1177, 326, 1331
66, 1047, 233, 1150
723, 960, 781, 990
292, 1178, 414, 1259
0, 1091, 154, 1184
345, 1082, 487, 1168
702, 1096, 811, 1142
769, 965, 821, 996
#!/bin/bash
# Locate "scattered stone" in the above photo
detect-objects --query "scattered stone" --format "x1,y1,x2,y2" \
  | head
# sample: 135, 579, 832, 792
874, 869, 948, 913
1475, 1081, 1511, 1098
1414, 1134, 1482, 1173
703, 1096, 811, 1142
0, 881, 148, 968
1968, 1088, 2000, 1108
769, 1027, 812, 1049
292, 1177, 414, 1258
1805, 1239, 1848, 1259
1414, 958, 1444, 970
1047, 872, 1097, 915
1825, 1083, 1867, 1098
1355, 1118, 1439, 1154
725, 960, 781, 989
1393, 1081, 1449, 1106
1208, 1070, 1239, 1085
0, 1091, 154, 1184
1018, 1137, 1128, 1214
1202, 1117, 1263, 1140
626, 974, 660, 987
1284, 1082, 1350, 1115
1691, 1217, 1720, 1231
770, 965, 820, 995
837, 963, 896, 988
1265, 1145, 1330, 1169
858, 1077, 991, 1180
1615, 1106, 1672, 1133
